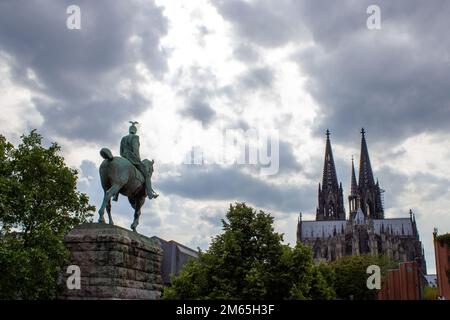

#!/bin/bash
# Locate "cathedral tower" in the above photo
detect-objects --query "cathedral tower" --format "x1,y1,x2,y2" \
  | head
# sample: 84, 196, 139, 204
357, 128, 384, 219
298, 129, 425, 275
316, 130, 345, 220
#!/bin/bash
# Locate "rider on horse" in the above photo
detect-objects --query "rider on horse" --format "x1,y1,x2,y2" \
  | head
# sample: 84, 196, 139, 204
119, 121, 158, 200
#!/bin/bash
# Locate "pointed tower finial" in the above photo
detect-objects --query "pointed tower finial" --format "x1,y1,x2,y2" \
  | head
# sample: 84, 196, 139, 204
316, 130, 345, 220
357, 128, 384, 219
322, 130, 338, 188
348, 154, 359, 216
350, 156, 358, 195
359, 129, 374, 186
358, 128, 376, 191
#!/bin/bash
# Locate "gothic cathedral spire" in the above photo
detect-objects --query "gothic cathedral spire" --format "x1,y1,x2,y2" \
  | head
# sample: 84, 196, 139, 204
316, 130, 346, 220
350, 156, 358, 195
348, 156, 359, 217
358, 128, 375, 191
357, 128, 384, 219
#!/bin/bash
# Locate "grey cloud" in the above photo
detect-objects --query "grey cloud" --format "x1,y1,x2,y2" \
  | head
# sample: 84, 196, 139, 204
407, 173, 450, 203
199, 208, 225, 227
79, 160, 98, 181
344, 164, 450, 210
239, 66, 274, 91
181, 94, 216, 124
175, 63, 274, 126
278, 140, 302, 173
245, 140, 302, 176
207, 66, 275, 109
33, 92, 150, 143
212, 0, 306, 47
176, 66, 221, 124
379, 148, 407, 162
295, 0, 450, 144
213, 0, 450, 146
0, 0, 168, 143
140, 207, 162, 228
77, 160, 103, 214
233, 43, 260, 63
197, 25, 210, 37
157, 164, 315, 213
374, 166, 410, 208
298, 36, 450, 145
234, 119, 251, 131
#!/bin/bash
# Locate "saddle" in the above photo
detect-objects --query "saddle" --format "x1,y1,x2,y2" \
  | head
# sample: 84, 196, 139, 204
112, 157, 146, 201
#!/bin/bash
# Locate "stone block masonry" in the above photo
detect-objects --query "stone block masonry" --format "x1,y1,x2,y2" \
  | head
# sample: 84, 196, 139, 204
60, 223, 163, 300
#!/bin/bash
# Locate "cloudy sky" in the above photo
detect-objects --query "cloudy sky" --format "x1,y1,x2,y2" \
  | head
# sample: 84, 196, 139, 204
1, 0, 449, 274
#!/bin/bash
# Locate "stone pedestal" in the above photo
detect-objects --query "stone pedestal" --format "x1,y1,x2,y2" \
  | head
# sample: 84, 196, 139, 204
60, 223, 163, 300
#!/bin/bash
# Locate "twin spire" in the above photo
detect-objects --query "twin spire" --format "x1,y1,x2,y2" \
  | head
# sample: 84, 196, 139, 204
316, 129, 345, 220
322, 129, 339, 191
350, 156, 358, 196
358, 128, 376, 191
317, 128, 384, 221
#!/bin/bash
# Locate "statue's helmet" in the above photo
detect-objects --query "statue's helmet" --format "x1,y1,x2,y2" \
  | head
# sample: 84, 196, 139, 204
129, 121, 138, 134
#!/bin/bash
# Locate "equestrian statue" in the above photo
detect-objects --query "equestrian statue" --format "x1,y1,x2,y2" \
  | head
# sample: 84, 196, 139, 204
98, 121, 159, 232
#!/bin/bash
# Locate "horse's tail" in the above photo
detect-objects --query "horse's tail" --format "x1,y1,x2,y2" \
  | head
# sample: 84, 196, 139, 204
100, 148, 114, 161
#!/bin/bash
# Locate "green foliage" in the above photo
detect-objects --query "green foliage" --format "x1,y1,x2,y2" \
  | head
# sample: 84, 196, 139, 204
436, 233, 450, 246
423, 286, 438, 300
163, 203, 335, 300
311, 262, 336, 299
0, 131, 94, 299
331, 254, 397, 300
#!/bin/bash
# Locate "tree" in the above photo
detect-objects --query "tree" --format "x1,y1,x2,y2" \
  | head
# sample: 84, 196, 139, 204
423, 286, 438, 300
163, 203, 335, 300
0, 131, 94, 299
331, 254, 397, 300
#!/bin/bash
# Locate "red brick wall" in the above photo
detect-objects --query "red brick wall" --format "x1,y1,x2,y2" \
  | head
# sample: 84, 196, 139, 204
388, 269, 401, 299
434, 239, 450, 299
378, 261, 421, 300
399, 262, 420, 300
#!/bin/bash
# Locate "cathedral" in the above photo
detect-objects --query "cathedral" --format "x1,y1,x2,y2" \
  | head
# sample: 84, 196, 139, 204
297, 129, 426, 273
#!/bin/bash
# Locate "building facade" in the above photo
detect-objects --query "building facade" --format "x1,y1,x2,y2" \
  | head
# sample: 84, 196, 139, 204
297, 129, 426, 273
152, 236, 199, 286
433, 230, 450, 299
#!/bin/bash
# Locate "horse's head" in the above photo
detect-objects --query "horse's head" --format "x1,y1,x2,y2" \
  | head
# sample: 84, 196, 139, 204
142, 159, 155, 177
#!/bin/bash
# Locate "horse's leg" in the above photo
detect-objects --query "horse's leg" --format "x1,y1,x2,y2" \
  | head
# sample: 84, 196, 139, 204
131, 197, 145, 232
106, 198, 114, 225
131, 207, 140, 232
129, 197, 137, 231
98, 190, 107, 223
98, 184, 121, 224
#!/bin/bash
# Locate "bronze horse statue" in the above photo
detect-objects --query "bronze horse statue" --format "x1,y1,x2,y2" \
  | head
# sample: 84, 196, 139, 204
97, 147, 156, 232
